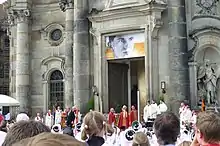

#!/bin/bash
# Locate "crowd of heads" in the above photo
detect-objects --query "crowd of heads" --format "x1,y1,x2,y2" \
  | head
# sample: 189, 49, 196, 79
0, 108, 219, 146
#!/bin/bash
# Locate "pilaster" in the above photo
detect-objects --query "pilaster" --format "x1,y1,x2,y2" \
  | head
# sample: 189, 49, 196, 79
73, 0, 90, 112
59, 0, 74, 108
14, 9, 31, 113
188, 62, 197, 108
168, 0, 189, 114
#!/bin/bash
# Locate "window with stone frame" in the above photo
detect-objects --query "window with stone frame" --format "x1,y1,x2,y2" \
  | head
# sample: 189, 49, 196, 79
49, 70, 64, 110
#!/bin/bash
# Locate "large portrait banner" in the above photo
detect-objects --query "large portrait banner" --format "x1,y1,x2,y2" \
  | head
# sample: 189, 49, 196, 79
105, 32, 145, 60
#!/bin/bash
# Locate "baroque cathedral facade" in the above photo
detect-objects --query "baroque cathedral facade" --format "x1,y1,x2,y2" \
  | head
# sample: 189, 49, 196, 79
1, 0, 220, 115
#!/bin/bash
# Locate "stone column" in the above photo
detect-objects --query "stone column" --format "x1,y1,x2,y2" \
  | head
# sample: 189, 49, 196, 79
59, 0, 74, 108
168, 0, 189, 114
188, 62, 197, 108
15, 9, 31, 113
73, 0, 90, 112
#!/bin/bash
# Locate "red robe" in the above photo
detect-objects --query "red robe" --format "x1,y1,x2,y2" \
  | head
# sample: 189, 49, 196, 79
129, 110, 138, 126
108, 112, 116, 125
118, 111, 129, 128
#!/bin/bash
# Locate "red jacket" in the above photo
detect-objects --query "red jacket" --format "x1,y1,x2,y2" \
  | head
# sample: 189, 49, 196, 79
117, 111, 129, 128
129, 110, 138, 126
108, 112, 115, 125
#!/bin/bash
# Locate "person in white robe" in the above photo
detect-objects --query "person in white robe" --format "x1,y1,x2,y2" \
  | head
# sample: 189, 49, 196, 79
183, 106, 192, 125
45, 110, 53, 128
190, 111, 197, 125
158, 100, 168, 113
180, 103, 187, 128
149, 100, 159, 119
143, 101, 150, 122
55, 106, 62, 124
34, 113, 43, 122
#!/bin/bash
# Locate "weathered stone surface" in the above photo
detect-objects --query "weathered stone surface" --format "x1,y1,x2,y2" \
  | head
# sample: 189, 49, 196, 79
168, 0, 189, 114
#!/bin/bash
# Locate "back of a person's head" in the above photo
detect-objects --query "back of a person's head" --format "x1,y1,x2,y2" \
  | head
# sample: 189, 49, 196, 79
63, 127, 73, 136
16, 113, 29, 122
132, 132, 150, 146
196, 111, 220, 144
154, 112, 180, 145
12, 132, 86, 146
2, 120, 50, 146
178, 141, 191, 146
81, 111, 113, 140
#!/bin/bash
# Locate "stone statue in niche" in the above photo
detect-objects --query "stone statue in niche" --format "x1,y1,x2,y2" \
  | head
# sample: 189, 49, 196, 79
197, 59, 218, 105
196, 0, 219, 15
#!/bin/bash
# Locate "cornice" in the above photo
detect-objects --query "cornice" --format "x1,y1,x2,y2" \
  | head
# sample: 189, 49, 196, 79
88, 3, 167, 23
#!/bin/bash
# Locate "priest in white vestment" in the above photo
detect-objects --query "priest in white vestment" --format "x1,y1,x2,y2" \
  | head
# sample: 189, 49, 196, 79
34, 113, 43, 122
158, 100, 168, 113
149, 100, 159, 119
45, 110, 53, 128
55, 106, 62, 124
143, 101, 150, 122
183, 106, 192, 124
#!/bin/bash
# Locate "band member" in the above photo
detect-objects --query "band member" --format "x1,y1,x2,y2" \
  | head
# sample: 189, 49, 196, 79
35, 113, 43, 122
129, 105, 137, 126
45, 110, 53, 128
118, 105, 129, 129
55, 106, 62, 124
108, 108, 116, 127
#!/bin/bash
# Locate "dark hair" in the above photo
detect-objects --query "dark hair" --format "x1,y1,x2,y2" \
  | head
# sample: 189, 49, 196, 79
154, 112, 180, 145
2, 120, 50, 146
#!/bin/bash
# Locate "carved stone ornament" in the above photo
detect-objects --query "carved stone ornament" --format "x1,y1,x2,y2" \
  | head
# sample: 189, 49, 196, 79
59, 0, 73, 12
196, 0, 219, 15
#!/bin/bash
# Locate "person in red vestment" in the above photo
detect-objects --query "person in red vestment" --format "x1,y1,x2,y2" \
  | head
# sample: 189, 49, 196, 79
118, 105, 129, 129
108, 108, 116, 127
129, 105, 138, 126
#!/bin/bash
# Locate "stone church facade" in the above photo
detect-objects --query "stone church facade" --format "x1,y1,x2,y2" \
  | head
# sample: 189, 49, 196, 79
2, 0, 220, 115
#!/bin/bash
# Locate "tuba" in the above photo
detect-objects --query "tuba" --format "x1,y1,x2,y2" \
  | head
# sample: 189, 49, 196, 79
124, 128, 136, 142
132, 121, 142, 131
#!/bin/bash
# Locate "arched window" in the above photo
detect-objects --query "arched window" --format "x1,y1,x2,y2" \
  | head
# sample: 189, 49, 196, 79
49, 70, 64, 109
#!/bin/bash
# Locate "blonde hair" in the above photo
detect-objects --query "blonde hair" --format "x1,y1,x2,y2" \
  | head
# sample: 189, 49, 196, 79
13, 132, 86, 146
81, 111, 113, 140
132, 132, 150, 146
178, 141, 192, 146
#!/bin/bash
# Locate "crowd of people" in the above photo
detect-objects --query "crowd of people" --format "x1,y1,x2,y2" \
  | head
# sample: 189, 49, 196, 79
0, 101, 219, 146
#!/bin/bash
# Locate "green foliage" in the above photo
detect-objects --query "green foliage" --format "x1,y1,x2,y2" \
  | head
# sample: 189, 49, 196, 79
157, 94, 165, 104
115, 104, 121, 113
86, 96, 94, 112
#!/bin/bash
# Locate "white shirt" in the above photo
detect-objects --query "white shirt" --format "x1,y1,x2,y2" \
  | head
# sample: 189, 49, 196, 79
158, 103, 168, 113
149, 103, 159, 119
184, 109, 192, 123
143, 105, 150, 122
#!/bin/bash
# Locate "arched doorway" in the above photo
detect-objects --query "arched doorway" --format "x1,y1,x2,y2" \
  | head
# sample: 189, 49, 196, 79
49, 70, 64, 110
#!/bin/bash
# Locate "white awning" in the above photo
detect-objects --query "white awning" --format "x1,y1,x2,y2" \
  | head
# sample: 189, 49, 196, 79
0, 94, 20, 106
